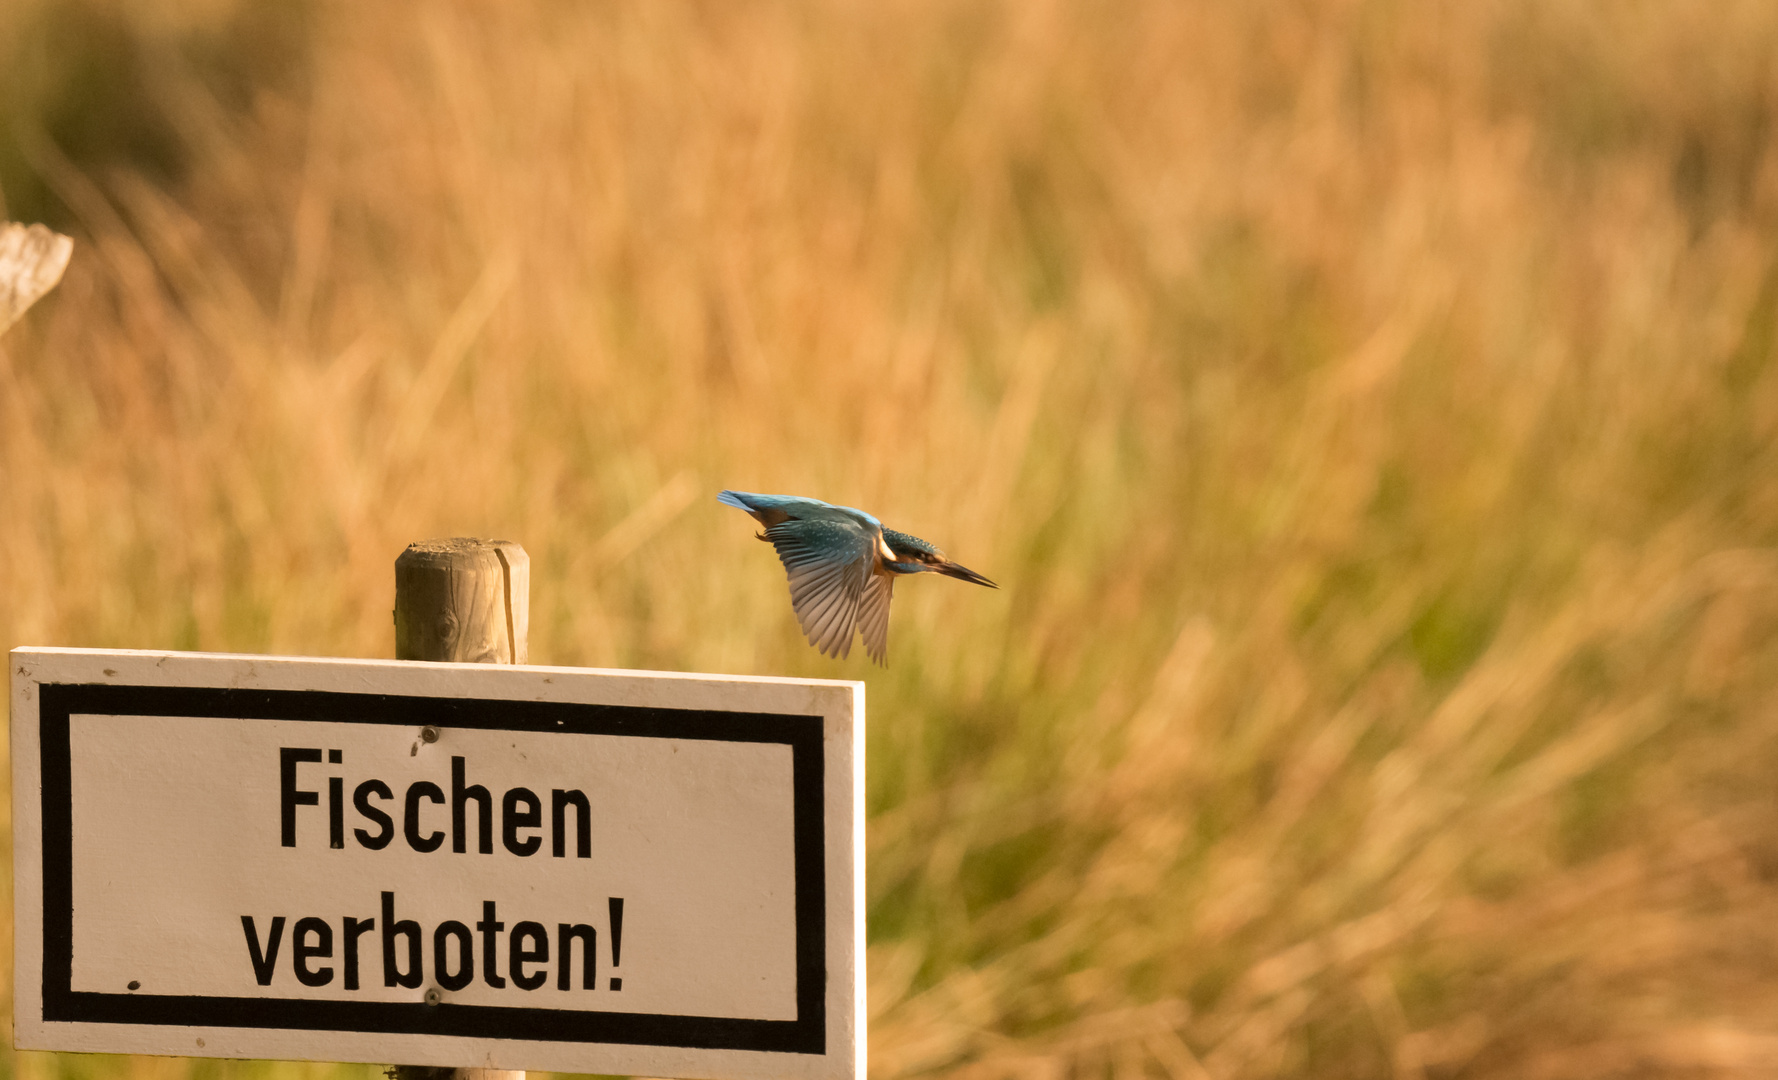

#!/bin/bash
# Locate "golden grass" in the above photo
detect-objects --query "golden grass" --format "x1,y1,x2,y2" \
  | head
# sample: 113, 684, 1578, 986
6, 0, 1778, 1077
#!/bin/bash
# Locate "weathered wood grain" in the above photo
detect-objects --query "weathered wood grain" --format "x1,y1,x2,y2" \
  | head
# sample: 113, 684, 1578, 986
394, 537, 529, 664
392, 538, 529, 1080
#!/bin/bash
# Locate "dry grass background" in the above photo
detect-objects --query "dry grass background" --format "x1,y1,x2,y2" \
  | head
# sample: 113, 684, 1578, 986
5, 0, 1778, 1077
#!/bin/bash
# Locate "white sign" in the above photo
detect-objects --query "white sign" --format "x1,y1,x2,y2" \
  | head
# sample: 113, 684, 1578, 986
9, 648, 864, 1080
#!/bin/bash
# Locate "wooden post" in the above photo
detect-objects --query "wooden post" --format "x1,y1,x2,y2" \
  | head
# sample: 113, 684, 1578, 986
395, 538, 529, 664
391, 537, 529, 1080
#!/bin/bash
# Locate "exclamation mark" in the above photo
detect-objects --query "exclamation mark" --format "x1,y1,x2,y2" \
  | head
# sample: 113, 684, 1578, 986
608, 897, 624, 991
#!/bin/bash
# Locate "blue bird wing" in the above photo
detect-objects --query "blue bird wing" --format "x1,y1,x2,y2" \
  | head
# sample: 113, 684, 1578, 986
717, 490, 828, 528
762, 518, 876, 659
718, 490, 882, 531
858, 573, 894, 666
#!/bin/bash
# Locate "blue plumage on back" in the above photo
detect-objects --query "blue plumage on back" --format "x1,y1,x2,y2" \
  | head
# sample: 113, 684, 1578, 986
716, 490, 822, 516
718, 490, 880, 530
719, 490, 995, 665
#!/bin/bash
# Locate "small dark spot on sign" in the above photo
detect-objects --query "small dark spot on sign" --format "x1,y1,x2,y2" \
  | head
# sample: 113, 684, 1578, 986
196, 1039, 205, 1048
104, 669, 117, 676
127, 981, 140, 991
421, 725, 440, 744
610, 978, 622, 991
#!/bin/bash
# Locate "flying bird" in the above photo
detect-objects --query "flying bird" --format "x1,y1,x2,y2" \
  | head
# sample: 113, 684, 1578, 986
719, 490, 997, 665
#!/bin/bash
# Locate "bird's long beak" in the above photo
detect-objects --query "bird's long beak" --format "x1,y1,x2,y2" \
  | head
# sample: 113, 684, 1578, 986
937, 560, 998, 588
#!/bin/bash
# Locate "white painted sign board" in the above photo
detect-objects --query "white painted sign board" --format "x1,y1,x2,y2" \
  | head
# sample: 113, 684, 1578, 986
9, 648, 864, 1080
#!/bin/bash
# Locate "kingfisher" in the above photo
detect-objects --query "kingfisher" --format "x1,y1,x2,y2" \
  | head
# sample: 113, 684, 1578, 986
719, 490, 997, 665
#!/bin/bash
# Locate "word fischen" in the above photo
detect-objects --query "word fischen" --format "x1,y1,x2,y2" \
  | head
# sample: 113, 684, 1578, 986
280, 748, 592, 857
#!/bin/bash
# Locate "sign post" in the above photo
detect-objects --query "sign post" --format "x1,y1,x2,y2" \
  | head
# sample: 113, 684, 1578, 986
390, 536, 532, 1080
10, 562, 864, 1080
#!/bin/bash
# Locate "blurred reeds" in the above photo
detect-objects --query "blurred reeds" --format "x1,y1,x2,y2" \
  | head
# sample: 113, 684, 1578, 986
6, 1, 1778, 1078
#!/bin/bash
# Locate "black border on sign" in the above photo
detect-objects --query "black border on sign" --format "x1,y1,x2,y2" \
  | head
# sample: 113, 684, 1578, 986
35, 683, 828, 1055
